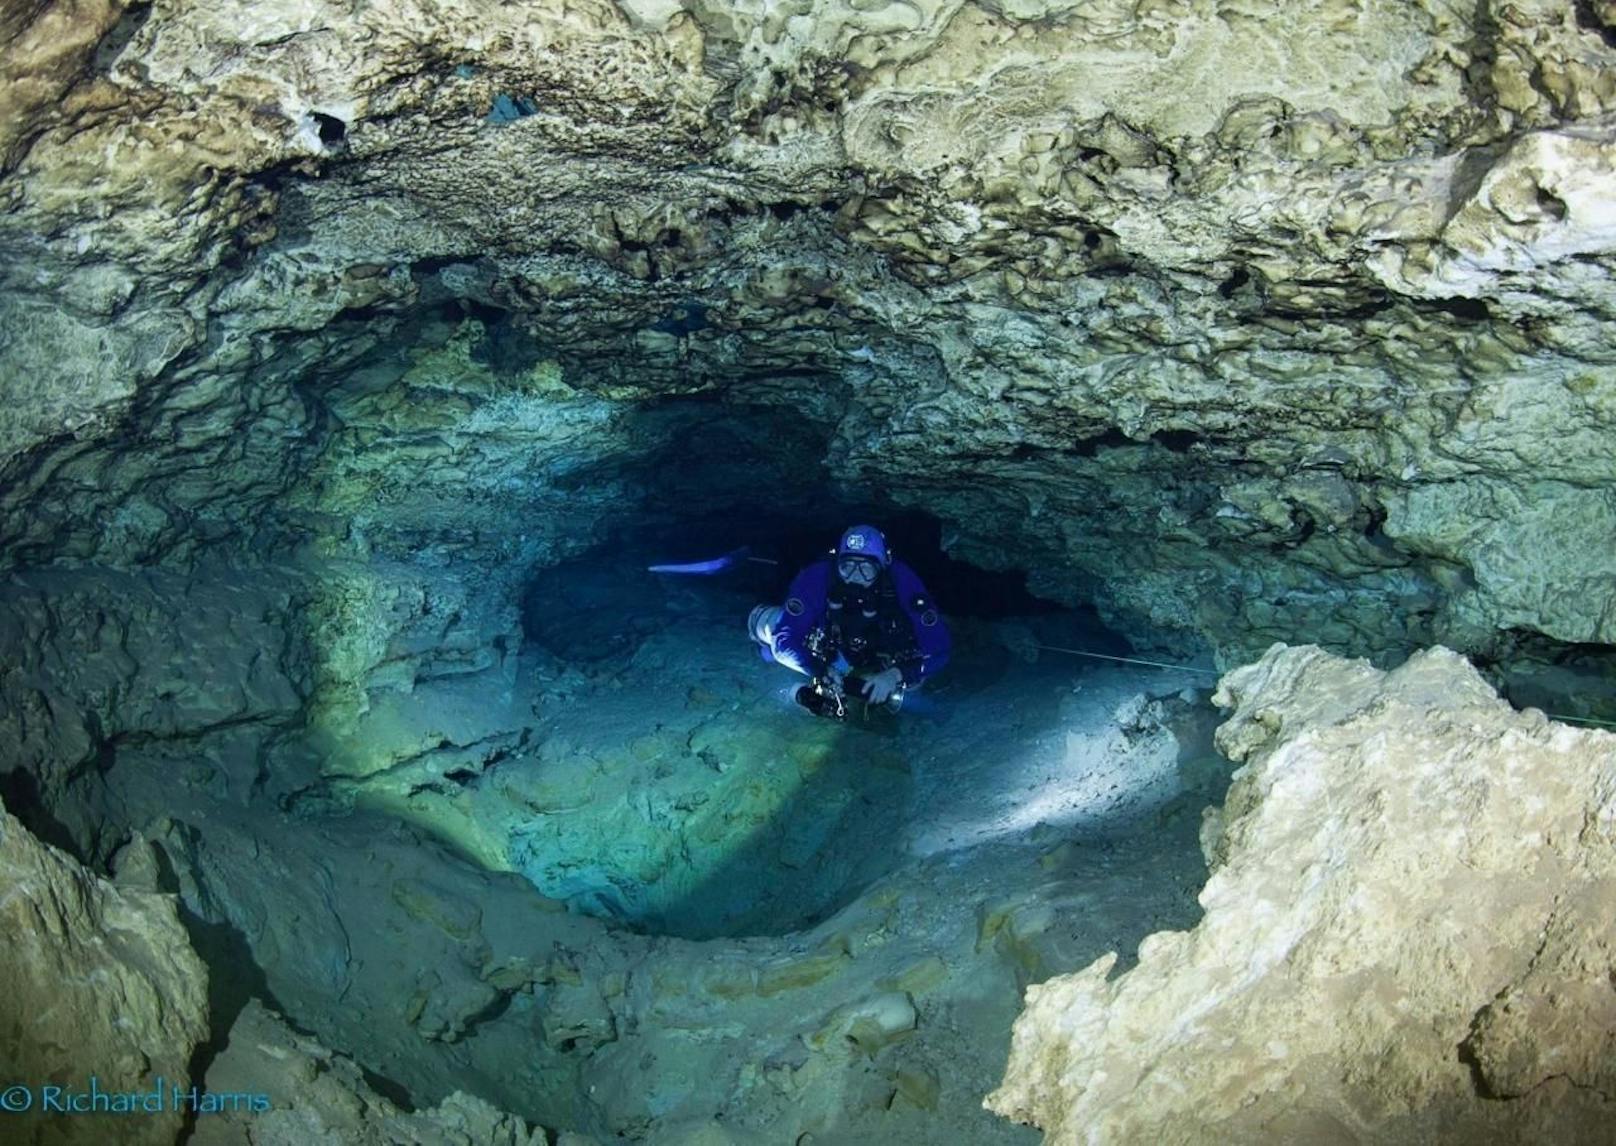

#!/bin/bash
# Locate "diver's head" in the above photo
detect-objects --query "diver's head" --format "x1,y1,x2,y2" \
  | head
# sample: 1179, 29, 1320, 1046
834, 524, 888, 587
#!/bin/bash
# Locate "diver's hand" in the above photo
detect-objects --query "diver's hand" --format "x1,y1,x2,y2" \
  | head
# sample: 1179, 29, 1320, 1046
861, 667, 904, 704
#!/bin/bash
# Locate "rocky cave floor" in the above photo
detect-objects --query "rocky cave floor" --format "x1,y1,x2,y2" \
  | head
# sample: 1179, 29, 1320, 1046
65, 549, 1235, 1143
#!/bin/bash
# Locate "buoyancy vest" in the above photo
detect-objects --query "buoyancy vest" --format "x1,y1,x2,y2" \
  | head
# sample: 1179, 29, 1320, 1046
823, 574, 913, 670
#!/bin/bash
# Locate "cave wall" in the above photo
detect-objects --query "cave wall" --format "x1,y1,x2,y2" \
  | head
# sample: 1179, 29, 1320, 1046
5, 8, 1615, 1140
1, 0, 1615, 676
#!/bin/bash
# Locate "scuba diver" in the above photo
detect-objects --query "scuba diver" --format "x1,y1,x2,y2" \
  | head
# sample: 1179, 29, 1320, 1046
749, 525, 951, 719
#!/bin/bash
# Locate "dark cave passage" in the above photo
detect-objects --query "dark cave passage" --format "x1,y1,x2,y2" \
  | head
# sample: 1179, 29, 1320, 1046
512, 507, 1157, 940
520, 505, 1127, 658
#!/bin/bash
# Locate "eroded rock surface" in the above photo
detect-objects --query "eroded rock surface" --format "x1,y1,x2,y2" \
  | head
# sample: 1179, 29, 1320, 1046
5, 1, 1616, 1142
40, 587, 1220, 1144
987, 643, 1616, 1142
0, 795, 209, 1146
1, 0, 1614, 674
194, 1000, 550, 1146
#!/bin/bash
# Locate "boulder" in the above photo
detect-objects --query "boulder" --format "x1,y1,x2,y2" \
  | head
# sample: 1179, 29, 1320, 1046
988, 644, 1616, 1143
0, 795, 209, 1146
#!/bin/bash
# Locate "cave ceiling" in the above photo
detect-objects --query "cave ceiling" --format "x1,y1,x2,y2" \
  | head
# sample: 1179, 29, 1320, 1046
2, 0, 1615, 664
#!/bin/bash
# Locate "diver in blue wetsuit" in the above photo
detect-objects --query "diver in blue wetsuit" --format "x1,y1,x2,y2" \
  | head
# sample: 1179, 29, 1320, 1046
748, 525, 951, 718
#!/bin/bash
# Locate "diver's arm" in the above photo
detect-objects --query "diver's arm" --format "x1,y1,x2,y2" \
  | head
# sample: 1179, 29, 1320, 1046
771, 560, 833, 677
891, 562, 951, 682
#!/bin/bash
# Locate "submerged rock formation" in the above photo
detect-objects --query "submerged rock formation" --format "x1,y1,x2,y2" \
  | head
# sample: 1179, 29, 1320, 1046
988, 644, 1616, 1142
0, 795, 208, 1146
1, 0, 1614, 674
194, 1001, 548, 1146
0, 792, 555, 1145
3, 0, 1616, 1143
84, 608, 1222, 1143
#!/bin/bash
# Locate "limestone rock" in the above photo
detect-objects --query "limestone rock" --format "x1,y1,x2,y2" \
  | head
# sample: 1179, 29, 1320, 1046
1370, 125, 1616, 300
192, 999, 550, 1145
1383, 474, 1616, 647
0, 565, 307, 811
987, 644, 1616, 1142
1464, 893, 1616, 1102
0, 557, 533, 838
0, 0, 125, 172
0, 795, 209, 1146
809, 991, 917, 1057
539, 982, 618, 1055
52, 616, 1223, 1144
1, 0, 1615, 678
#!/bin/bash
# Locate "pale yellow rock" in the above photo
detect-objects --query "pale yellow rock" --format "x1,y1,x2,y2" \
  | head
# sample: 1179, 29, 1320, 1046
890, 1066, 941, 1111
1465, 893, 1616, 1100
756, 950, 849, 997
699, 964, 757, 1001
391, 877, 483, 940
0, 796, 210, 1146
987, 644, 1616, 1143
809, 991, 918, 1057
1372, 127, 1616, 299
879, 954, 949, 996
0, 0, 124, 170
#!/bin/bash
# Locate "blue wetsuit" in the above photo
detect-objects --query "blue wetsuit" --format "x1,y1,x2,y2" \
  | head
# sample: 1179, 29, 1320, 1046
760, 558, 951, 685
